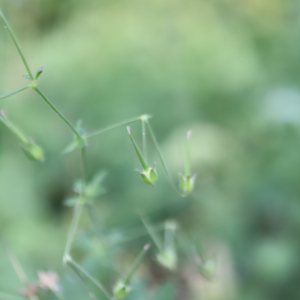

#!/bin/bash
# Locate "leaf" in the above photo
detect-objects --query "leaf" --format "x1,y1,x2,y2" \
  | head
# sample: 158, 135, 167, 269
23, 75, 30, 80
35, 66, 44, 80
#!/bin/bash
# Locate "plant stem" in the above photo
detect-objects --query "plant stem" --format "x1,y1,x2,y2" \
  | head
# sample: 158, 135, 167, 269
0, 114, 28, 144
33, 87, 81, 139
0, 10, 34, 81
141, 216, 164, 253
66, 261, 101, 300
185, 131, 191, 176
0, 85, 31, 101
85, 115, 150, 139
124, 243, 150, 285
66, 257, 113, 300
128, 131, 148, 170
146, 121, 185, 197
142, 120, 147, 162
80, 147, 87, 193
63, 203, 84, 264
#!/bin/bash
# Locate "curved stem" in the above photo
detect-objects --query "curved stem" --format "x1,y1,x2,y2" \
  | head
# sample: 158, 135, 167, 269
33, 87, 81, 139
0, 10, 34, 81
0, 85, 31, 101
146, 121, 185, 197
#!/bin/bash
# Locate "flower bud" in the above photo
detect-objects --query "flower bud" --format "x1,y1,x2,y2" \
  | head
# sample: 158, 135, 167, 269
113, 280, 132, 299
198, 259, 217, 280
179, 130, 196, 195
156, 248, 177, 271
179, 174, 196, 195
22, 140, 45, 162
127, 126, 158, 186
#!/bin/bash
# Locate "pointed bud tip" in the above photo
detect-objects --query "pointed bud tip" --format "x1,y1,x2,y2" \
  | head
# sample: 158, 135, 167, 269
127, 126, 131, 134
144, 243, 151, 250
187, 130, 192, 138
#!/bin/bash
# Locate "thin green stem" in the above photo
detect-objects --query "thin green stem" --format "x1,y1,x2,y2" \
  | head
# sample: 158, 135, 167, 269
0, 10, 34, 81
66, 262, 101, 300
185, 131, 191, 176
33, 87, 81, 139
140, 216, 163, 253
80, 147, 87, 194
146, 121, 185, 197
0, 114, 28, 143
142, 120, 147, 162
0, 85, 31, 101
85, 115, 151, 139
128, 131, 148, 170
63, 203, 84, 264
66, 257, 113, 300
124, 243, 150, 285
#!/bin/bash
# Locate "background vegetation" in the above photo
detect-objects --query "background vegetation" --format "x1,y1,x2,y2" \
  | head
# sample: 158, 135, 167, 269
1, 0, 300, 299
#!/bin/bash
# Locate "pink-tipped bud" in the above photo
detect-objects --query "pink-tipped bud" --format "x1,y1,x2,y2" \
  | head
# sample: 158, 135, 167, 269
127, 126, 131, 134
144, 243, 151, 250
187, 130, 192, 138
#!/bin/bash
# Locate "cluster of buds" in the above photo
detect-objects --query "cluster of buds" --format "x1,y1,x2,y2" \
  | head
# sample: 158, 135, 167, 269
0, 110, 44, 161
127, 126, 157, 186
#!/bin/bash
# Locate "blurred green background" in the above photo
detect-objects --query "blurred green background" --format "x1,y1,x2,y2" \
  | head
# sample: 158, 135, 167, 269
1, 0, 300, 299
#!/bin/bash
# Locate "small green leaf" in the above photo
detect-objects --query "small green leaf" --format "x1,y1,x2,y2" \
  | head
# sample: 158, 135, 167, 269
35, 65, 44, 80
23, 75, 31, 80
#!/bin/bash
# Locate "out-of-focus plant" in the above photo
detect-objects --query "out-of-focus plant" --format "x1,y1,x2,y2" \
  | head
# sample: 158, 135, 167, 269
0, 8, 216, 300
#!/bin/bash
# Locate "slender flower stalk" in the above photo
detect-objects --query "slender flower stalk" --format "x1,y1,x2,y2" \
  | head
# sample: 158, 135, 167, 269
65, 256, 113, 300
146, 120, 185, 197
0, 9, 34, 81
85, 115, 152, 139
179, 130, 196, 195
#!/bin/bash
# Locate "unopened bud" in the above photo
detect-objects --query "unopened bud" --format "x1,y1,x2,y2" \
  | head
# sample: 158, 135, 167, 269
128, 127, 158, 186
179, 174, 196, 195
113, 280, 132, 299
22, 140, 44, 162
156, 248, 177, 271
198, 259, 217, 280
